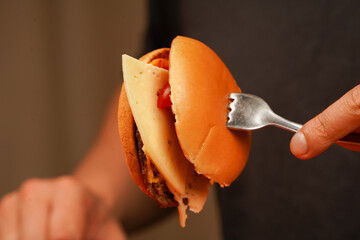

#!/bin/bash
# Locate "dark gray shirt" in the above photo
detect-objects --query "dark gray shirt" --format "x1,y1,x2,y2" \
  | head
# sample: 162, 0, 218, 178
146, 1, 360, 239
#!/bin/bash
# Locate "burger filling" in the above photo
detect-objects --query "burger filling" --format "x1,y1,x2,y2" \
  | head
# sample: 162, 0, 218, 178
135, 128, 177, 207
122, 53, 211, 227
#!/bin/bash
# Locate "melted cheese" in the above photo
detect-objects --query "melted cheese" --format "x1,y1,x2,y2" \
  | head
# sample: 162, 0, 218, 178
122, 55, 210, 227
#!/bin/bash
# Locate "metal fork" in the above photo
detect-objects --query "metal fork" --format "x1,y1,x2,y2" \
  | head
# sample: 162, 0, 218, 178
226, 93, 360, 148
227, 93, 302, 133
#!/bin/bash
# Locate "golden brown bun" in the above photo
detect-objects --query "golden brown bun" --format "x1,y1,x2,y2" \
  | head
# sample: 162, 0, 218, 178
118, 86, 145, 191
118, 48, 170, 205
119, 37, 251, 190
169, 36, 251, 186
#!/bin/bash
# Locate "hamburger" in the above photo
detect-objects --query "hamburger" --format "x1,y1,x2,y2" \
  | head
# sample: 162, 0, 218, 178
118, 36, 251, 227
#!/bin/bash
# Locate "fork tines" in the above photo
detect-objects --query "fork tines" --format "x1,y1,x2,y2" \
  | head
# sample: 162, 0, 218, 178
226, 93, 242, 129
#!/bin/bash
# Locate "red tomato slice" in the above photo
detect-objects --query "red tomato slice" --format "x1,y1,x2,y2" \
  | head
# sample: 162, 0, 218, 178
157, 82, 172, 108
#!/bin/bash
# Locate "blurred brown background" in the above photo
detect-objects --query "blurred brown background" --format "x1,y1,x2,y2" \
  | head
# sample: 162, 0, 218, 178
0, 1, 222, 239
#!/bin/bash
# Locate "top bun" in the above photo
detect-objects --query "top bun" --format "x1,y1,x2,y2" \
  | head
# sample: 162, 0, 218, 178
169, 36, 251, 186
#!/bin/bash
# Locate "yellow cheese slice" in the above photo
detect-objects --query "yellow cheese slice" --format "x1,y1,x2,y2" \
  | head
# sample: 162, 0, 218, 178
122, 55, 210, 226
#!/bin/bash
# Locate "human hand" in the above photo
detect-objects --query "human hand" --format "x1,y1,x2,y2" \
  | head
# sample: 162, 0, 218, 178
290, 84, 360, 159
0, 176, 127, 240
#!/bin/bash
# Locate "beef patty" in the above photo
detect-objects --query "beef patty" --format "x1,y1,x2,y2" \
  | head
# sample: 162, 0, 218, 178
135, 129, 178, 207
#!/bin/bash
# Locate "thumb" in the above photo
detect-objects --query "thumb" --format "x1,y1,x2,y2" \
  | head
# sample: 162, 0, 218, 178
96, 218, 127, 240
290, 84, 360, 159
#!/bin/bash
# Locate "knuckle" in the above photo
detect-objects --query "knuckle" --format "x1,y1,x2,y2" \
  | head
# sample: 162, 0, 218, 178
56, 176, 77, 187
312, 114, 332, 141
56, 176, 81, 192
55, 176, 87, 203
20, 178, 43, 195
346, 84, 360, 116
0, 192, 16, 212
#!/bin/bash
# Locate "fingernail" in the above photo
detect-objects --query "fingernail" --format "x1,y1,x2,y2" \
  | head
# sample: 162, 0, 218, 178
291, 132, 308, 157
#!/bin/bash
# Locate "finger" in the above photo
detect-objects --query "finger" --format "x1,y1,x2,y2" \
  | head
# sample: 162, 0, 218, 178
291, 84, 360, 159
84, 199, 108, 239
48, 176, 90, 239
18, 178, 52, 240
96, 218, 127, 240
0, 192, 19, 239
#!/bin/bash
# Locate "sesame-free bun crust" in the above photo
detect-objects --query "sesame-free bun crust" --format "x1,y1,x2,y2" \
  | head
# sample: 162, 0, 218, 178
169, 36, 251, 186
119, 36, 251, 195
118, 86, 145, 190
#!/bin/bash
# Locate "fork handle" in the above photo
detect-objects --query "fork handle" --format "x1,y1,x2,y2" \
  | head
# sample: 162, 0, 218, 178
270, 113, 302, 133
336, 133, 360, 152
271, 113, 360, 152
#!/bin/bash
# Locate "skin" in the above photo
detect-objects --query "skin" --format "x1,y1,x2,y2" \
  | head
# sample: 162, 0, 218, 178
291, 84, 360, 159
0, 91, 167, 240
0, 84, 358, 239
